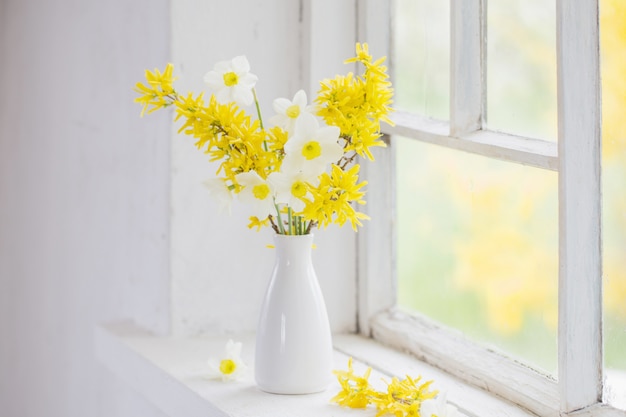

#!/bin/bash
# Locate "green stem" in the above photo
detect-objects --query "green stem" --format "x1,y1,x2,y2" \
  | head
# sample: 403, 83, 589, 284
274, 203, 285, 235
252, 88, 264, 130
252, 88, 269, 153
287, 207, 293, 235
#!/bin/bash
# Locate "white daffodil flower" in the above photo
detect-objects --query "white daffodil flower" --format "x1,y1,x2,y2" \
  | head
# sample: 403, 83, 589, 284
203, 178, 233, 215
235, 171, 276, 219
269, 89, 317, 134
268, 169, 317, 213
420, 393, 461, 417
282, 116, 343, 177
203, 55, 258, 106
207, 339, 247, 382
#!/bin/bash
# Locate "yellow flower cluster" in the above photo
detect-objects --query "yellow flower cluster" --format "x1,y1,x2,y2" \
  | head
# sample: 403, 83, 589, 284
174, 93, 283, 184
316, 43, 394, 161
134, 63, 177, 116
303, 164, 369, 231
332, 358, 373, 408
331, 358, 438, 417
133, 43, 393, 234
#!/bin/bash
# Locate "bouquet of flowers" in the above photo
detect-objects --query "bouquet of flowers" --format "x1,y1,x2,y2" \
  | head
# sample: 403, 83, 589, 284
133, 43, 393, 235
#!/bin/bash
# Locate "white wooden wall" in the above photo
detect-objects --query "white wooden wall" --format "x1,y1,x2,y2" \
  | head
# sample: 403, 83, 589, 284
0, 0, 177, 415
0, 1, 360, 416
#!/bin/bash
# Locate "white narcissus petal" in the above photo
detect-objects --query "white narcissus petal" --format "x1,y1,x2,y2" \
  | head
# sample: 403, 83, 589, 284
202, 71, 221, 89
216, 88, 233, 105
203, 178, 233, 215
286, 196, 306, 213
318, 125, 340, 142
278, 154, 301, 176
419, 393, 460, 417
283, 116, 342, 177
268, 171, 312, 213
239, 73, 258, 86
319, 126, 343, 158
273, 98, 291, 114
233, 88, 254, 106
225, 339, 242, 357
206, 339, 248, 382
231, 55, 250, 73
235, 171, 275, 219
207, 358, 221, 379
420, 400, 437, 417
269, 90, 316, 135
293, 111, 319, 136
293, 89, 307, 107
203, 55, 257, 107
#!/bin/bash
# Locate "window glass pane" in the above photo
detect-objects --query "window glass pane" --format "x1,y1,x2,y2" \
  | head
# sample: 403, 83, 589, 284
487, 0, 557, 141
393, 0, 449, 120
600, 0, 626, 409
396, 136, 558, 374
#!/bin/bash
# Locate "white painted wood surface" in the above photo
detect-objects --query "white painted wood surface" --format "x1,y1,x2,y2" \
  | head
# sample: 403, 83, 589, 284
96, 322, 542, 417
556, 0, 603, 413
358, 138, 397, 335
333, 333, 537, 417
96, 323, 387, 417
382, 111, 558, 170
450, 0, 485, 136
569, 404, 626, 417
353, 0, 397, 336
370, 309, 560, 417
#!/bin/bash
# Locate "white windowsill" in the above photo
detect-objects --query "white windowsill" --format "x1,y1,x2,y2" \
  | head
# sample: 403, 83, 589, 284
95, 322, 536, 417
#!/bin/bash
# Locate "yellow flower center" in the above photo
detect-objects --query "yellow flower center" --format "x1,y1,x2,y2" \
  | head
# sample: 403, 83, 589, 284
302, 141, 321, 160
252, 184, 271, 200
219, 359, 236, 375
223, 71, 239, 87
286, 104, 301, 119
291, 181, 307, 198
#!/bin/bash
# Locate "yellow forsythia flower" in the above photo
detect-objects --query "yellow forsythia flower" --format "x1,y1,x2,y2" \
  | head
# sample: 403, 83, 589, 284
331, 358, 440, 417
133, 63, 177, 116
330, 358, 375, 408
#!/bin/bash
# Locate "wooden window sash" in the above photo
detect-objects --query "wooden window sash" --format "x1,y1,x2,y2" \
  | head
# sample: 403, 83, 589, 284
357, 0, 623, 415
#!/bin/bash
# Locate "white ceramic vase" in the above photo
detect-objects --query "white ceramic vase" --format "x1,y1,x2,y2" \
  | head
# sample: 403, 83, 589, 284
254, 233, 333, 394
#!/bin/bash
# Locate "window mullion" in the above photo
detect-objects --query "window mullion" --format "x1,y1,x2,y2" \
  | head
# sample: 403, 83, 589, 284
382, 112, 558, 170
450, 0, 485, 137
355, 0, 395, 336
557, 0, 603, 412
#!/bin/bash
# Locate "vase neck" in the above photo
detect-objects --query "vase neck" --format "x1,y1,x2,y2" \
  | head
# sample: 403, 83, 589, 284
273, 234, 314, 265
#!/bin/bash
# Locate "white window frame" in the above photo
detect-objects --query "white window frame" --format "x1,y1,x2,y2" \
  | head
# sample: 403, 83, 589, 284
357, 1, 622, 416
